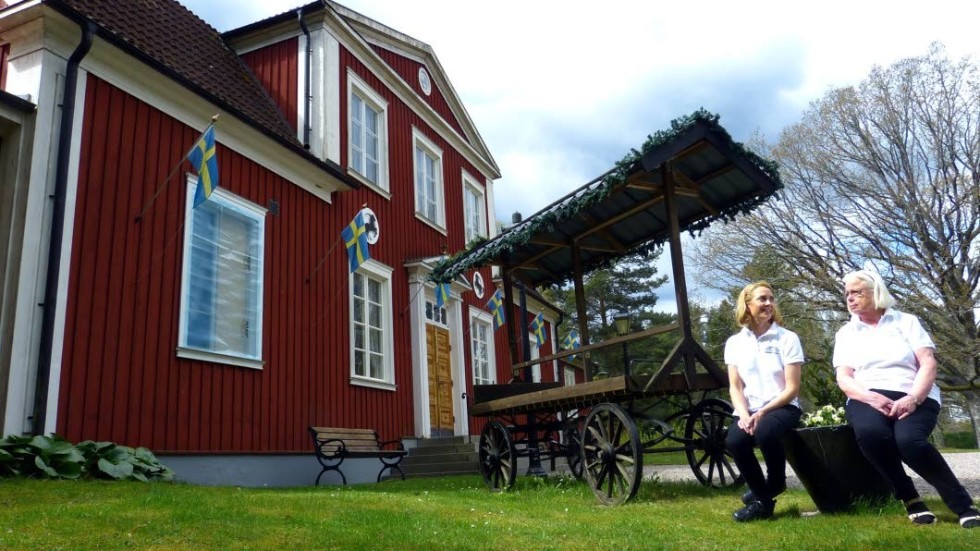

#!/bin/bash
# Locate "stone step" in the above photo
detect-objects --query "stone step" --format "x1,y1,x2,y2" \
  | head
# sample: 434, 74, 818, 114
401, 460, 479, 477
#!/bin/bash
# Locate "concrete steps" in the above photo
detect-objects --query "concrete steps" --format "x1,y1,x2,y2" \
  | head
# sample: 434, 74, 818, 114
398, 436, 480, 478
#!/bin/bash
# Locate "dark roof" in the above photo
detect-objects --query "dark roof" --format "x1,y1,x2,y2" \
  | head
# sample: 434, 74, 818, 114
431, 110, 783, 288
45, 0, 353, 184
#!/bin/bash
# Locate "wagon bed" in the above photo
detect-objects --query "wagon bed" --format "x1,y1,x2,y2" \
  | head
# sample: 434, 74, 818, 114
470, 373, 721, 417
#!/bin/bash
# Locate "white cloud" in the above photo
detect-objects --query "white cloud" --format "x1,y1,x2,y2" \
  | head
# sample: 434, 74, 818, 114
182, 0, 980, 311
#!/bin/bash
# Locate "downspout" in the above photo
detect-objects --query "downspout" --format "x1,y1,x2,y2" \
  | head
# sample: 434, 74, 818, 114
297, 10, 312, 149
31, 20, 96, 435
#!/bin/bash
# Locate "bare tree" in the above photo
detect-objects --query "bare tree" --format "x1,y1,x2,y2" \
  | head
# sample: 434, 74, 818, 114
692, 44, 980, 445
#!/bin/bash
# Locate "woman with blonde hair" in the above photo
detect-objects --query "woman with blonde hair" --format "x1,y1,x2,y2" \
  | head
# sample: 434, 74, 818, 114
834, 269, 979, 528
725, 281, 803, 522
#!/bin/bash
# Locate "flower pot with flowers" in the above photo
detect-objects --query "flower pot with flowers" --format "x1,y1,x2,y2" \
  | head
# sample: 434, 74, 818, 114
784, 405, 892, 513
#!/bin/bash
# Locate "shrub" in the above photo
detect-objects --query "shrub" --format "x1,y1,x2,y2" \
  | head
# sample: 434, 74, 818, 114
0, 434, 173, 481
943, 431, 978, 449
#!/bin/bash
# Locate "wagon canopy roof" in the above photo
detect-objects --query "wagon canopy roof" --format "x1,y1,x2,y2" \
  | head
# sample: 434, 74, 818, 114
430, 110, 784, 288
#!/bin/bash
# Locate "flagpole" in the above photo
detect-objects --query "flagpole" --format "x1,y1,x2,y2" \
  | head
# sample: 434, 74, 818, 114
134, 114, 219, 223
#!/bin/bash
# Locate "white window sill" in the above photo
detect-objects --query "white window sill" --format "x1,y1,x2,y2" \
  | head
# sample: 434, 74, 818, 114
177, 347, 264, 370
350, 376, 396, 391
347, 168, 391, 200
415, 212, 447, 235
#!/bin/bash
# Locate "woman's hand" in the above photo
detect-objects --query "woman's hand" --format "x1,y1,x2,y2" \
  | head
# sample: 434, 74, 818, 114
864, 391, 895, 416
889, 395, 918, 419
739, 410, 765, 435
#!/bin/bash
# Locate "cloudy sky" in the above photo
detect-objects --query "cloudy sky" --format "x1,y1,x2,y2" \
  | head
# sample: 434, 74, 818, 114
182, 0, 980, 309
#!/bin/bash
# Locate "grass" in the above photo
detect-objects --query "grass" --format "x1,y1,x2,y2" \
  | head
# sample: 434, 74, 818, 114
1, 475, 977, 550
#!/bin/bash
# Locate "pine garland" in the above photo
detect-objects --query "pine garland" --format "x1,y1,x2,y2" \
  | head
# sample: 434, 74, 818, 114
430, 109, 783, 285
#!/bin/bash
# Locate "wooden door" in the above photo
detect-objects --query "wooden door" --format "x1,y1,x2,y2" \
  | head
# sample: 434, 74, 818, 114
426, 325, 454, 436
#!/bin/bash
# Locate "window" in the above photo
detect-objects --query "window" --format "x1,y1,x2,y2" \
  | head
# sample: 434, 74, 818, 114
425, 299, 448, 327
470, 309, 496, 386
348, 72, 389, 192
412, 128, 444, 228
177, 178, 265, 368
350, 260, 395, 389
462, 172, 486, 244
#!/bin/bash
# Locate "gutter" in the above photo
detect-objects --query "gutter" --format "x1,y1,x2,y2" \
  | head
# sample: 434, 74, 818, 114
31, 19, 96, 435
297, 9, 312, 149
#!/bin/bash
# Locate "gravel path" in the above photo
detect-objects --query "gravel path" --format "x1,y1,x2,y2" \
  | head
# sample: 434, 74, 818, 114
645, 451, 980, 500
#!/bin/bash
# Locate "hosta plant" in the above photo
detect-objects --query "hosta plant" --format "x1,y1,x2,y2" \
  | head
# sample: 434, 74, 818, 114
0, 434, 173, 481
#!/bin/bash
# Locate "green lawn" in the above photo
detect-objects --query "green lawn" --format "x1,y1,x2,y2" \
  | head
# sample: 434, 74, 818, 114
2, 474, 978, 550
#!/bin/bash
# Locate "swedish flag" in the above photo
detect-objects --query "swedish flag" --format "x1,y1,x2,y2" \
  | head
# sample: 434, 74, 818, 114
486, 289, 505, 329
561, 330, 580, 360
341, 210, 371, 272
189, 124, 219, 208
530, 312, 546, 347
435, 282, 450, 308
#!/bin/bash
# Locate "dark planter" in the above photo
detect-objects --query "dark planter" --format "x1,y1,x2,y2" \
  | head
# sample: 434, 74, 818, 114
783, 425, 892, 513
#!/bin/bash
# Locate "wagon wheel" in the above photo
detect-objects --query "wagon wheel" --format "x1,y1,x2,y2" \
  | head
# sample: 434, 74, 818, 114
684, 398, 743, 488
582, 403, 642, 505
563, 425, 584, 480
479, 420, 517, 491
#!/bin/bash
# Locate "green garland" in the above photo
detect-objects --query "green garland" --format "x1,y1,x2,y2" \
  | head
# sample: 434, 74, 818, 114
430, 109, 783, 285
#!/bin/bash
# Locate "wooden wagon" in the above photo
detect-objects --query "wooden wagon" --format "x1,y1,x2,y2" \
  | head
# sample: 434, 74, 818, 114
431, 111, 783, 505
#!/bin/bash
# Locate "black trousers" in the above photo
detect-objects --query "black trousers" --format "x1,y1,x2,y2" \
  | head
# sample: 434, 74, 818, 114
846, 389, 975, 515
726, 404, 801, 501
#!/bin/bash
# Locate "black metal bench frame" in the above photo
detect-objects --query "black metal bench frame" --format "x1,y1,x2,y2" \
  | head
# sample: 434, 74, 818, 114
308, 426, 407, 485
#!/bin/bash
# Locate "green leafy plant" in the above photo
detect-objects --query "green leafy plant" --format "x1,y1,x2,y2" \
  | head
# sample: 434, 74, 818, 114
0, 434, 173, 481
801, 404, 847, 428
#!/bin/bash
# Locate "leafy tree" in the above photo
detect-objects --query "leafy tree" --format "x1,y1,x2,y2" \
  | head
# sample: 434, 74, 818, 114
692, 44, 980, 445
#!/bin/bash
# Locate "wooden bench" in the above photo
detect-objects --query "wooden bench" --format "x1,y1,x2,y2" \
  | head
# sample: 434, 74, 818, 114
308, 426, 407, 485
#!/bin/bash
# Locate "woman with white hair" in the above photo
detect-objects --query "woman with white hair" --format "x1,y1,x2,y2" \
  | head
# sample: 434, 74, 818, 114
833, 269, 979, 528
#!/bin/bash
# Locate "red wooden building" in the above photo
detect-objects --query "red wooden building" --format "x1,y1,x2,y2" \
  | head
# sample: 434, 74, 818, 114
0, 0, 568, 485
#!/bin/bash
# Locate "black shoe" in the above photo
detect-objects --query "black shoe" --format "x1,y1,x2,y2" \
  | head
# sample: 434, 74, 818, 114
960, 508, 980, 529
733, 499, 775, 522
905, 500, 936, 525
741, 482, 786, 505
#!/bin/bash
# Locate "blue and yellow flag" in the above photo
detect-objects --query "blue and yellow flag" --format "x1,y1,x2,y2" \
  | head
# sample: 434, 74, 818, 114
530, 312, 546, 347
341, 210, 371, 272
561, 329, 580, 359
435, 282, 450, 308
189, 123, 218, 208
486, 289, 505, 329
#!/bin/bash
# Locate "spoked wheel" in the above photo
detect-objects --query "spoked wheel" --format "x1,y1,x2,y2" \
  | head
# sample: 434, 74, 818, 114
582, 403, 643, 505
684, 398, 743, 488
564, 425, 584, 480
479, 420, 517, 491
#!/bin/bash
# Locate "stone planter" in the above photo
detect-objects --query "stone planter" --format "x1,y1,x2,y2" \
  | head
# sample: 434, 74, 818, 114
783, 425, 892, 513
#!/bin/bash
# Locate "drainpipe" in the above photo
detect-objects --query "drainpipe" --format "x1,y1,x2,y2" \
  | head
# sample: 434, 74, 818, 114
297, 10, 312, 149
31, 20, 96, 435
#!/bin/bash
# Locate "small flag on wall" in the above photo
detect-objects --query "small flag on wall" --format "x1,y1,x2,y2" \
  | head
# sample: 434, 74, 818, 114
530, 312, 546, 347
561, 330, 580, 359
435, 282, 450, 308
341, 210, 371, 272
188, 123, 219, 208
486, 289, 505, 329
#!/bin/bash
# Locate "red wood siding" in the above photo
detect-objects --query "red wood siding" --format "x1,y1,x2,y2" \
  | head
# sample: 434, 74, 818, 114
240, 38, 299, 131
340, 49, 485, 259
372, 46, 467, 139
56, 75, 418, 452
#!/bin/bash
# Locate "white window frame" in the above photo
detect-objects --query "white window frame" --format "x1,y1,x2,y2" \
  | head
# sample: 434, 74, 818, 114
347, 71, 389, 196
470, 308, 496, 386
461, 170, 487, 245
349, 259, 395, 390
177, 176, 266, 369
412, 127, 445, 231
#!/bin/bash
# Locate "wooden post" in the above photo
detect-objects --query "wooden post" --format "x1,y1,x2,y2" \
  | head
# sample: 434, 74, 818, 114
571, 243, 591, 381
